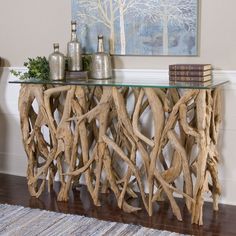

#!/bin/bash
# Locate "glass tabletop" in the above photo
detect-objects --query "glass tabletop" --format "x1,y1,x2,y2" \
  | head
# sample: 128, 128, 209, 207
9, 77, 229, 89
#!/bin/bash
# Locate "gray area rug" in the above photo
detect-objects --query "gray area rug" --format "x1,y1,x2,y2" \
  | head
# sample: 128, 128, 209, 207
0, 204, 189, 236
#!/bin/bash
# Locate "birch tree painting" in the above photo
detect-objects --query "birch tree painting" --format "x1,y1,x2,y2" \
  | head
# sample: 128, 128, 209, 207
72, 0, 198, 55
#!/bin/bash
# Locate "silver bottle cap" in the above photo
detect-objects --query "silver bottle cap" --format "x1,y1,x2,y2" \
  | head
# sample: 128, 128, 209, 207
97, 35, 104, 53
71, 21, 77, 32
53, 43, 59, 49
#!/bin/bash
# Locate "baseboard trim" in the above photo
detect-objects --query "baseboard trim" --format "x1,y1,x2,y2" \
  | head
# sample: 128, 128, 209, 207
3, 67, 236, 84
114, 69, 236, 84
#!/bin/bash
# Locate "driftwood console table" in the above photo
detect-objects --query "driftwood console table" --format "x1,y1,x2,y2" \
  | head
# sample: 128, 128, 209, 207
10, 77, 228, 225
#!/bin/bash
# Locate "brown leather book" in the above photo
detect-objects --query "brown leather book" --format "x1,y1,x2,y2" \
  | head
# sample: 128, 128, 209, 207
169, 70, 211, 77
169, 64, 212, 71
169, 80, 212, 86
65, 71, 88, 79
169, 75, 212, 82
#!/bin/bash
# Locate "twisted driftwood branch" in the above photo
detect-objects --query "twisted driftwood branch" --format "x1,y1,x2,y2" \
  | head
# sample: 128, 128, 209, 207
18, 84, 222, 225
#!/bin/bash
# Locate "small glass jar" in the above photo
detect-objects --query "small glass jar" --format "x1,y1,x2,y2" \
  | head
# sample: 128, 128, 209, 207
49, 43, 65, 80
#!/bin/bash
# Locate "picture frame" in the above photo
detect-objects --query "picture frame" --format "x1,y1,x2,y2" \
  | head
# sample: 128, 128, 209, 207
72, 0, 199, 56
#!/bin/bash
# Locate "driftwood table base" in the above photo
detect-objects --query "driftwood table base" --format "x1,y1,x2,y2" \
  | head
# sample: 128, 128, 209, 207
18, 84, 222, 225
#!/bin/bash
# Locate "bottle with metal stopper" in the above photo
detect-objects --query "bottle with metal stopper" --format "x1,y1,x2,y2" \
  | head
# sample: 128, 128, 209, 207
67, 21, 82, 71
90, 35, 112, 79
49, 43, 65, 80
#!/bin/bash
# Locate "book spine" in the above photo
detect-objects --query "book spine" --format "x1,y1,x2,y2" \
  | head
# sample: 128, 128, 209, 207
169, 65, 210, 71
169, 76, 210, 82
169, 70, 211, 77
169, 80, 211, 86
65, 71, 88, 79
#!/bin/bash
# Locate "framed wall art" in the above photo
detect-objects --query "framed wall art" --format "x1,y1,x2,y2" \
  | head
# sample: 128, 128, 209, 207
72, 0, 199, 56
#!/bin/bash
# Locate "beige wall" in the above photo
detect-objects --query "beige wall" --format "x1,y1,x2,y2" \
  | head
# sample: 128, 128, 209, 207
0, 0, 71, 66
0, 0, 236, 69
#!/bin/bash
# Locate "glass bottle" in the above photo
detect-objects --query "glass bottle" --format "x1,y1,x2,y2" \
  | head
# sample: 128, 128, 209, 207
49, 43, 65, 80
67, 21, 82, 71
90, 35, 112, 79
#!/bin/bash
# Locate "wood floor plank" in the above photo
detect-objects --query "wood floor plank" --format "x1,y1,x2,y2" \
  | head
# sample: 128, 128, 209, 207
0, 173, 235, 235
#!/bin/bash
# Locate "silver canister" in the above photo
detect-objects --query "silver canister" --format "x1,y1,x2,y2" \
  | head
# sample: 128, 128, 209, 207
67, 21, 82, 71
49, 43, 65, 80
90, 35, 112, 79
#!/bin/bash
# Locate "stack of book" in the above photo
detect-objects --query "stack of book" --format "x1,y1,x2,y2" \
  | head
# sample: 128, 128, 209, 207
169, 64, 212, 82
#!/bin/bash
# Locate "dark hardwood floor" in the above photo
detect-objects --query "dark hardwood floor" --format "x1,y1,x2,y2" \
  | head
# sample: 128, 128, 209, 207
0, 173, 235, 236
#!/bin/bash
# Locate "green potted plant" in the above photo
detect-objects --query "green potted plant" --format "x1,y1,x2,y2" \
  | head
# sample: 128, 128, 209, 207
11, 57, 50, 80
